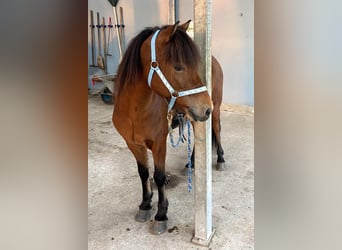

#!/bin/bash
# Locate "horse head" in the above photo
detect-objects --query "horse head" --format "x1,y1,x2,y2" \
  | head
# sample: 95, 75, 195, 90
141, 21, 212, 122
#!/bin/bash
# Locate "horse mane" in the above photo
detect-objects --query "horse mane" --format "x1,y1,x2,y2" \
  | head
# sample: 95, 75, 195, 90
115, 25, 201, 95
115, 27, 156, 95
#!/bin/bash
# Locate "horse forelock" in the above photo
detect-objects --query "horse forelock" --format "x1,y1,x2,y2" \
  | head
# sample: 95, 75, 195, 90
164, 28, 201, 72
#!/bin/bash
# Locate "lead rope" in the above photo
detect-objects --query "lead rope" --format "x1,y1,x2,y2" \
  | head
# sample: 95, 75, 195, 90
168, 113, 185, 148
167, 113, 193, 192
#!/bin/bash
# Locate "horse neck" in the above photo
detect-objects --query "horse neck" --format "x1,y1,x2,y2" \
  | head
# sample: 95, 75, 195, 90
117, 78, 166, 113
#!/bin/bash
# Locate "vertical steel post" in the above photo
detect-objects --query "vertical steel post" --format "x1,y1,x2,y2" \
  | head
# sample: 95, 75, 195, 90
174, 0, 179, 22
169, 0, 179, 24
192, 0, 215, 246
168, 0, 175, 24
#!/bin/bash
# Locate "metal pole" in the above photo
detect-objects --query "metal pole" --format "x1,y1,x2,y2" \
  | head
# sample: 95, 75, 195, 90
174, 0, 179, 22
169, 0, 179, 24
192, 0, 214, 246
168, 0, 175, 24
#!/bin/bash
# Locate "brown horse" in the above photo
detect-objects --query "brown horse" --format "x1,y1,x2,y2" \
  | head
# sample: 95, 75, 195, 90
112, 20, 223, 234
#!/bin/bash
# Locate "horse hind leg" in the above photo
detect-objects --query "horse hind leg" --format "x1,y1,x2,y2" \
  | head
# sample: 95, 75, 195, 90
185, 117, 226, 171
185, 147, 194, 169
212, 108, 227, 171
127, 143, 153, 222
186, 130, 226, 171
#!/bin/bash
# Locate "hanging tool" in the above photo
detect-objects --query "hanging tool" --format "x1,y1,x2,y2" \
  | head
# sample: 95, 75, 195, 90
102, 17, 107, 73
89, 10, 96, 66
107, 0, 123, 62
96, 12, 105, 70
119, 7, 125, 52
106, 17, 113, 56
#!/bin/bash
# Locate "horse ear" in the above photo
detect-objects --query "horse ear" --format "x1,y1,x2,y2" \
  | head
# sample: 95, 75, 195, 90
163, 21, 180, 42
178, 20, 191, 32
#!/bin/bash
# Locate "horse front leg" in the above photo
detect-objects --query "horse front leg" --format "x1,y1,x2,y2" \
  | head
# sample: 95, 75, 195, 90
151, 140, 168, 234
127, 143, 153, 222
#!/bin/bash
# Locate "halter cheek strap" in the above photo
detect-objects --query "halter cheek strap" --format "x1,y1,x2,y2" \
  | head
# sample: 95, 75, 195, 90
147, 29, 208, 112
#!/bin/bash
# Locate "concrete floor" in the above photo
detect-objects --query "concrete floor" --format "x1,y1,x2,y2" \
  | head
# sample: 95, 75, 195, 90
88, 93, 254, 250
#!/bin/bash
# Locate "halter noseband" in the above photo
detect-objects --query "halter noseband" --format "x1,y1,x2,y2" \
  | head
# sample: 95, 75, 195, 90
147, 29, 208, 113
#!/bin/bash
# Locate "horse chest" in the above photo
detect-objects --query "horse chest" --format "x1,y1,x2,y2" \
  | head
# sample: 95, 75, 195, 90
113, 105, 167, 146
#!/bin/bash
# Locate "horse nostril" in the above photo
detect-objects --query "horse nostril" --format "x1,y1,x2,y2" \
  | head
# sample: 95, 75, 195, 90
205, 107, 212, 117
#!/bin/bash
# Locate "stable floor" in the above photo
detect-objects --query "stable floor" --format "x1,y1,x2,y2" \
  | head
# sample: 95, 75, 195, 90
88, 94, 254, 250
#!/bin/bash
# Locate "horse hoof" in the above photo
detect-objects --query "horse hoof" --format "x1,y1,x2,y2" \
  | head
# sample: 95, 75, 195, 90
150, 220, 168, 235
216, 162, 226, 171
135, 209, 152, 222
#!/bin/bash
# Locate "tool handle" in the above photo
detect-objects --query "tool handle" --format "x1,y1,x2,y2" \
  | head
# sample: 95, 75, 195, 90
97, 12, 101, 56
90, 10, 95, 65
108, 17, 113, 28
90, 10, 95, 28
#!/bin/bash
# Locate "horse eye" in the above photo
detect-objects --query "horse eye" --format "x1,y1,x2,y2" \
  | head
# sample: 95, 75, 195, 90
174, 65, 183, 71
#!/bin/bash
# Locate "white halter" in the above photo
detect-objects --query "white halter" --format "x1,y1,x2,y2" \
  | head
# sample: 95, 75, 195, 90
147, 29, 208, 112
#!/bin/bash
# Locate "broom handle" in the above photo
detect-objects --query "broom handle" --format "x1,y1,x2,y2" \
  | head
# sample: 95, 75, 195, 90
113, 6, 123, 61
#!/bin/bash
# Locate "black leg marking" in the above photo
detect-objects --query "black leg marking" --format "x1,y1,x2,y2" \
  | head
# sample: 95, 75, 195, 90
217, 144, 225, 163
138, 162, 153, 210
212, 124, 226, 164
153, 168, 168, 221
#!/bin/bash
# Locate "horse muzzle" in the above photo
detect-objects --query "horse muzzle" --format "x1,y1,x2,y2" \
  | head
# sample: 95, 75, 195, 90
187, 105, 212, 122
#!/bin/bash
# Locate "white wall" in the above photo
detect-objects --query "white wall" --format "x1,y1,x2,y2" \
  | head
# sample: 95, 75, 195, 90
178, 0, 254, 105
88, 0, 254, 105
